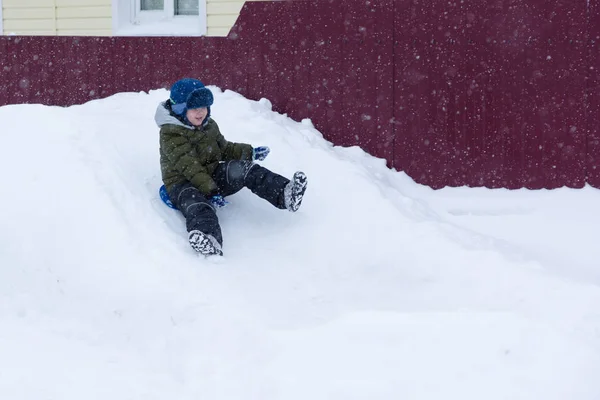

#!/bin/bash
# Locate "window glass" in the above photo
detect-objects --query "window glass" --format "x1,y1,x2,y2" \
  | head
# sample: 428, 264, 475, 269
175, 0, 199, 15
141, 0, 164, 11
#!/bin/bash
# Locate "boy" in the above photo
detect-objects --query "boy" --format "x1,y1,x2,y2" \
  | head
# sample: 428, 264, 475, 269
156, 78, 307, 256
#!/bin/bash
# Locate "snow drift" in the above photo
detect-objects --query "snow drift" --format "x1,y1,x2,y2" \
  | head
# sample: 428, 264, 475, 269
1, 88, 599, 400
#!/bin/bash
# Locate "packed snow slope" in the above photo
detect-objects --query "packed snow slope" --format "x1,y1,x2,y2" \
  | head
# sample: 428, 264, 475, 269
1, 88, 599, 400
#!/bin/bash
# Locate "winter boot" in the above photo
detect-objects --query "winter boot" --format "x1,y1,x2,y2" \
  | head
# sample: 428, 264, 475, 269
284, 171, 308, 212
188, 230, 223, 256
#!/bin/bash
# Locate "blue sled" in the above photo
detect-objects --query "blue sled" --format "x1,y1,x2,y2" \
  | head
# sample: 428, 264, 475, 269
159, 185, 177, 209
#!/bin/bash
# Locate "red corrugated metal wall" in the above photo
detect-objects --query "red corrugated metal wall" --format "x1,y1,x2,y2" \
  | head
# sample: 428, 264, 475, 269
0, 0, 597, 190
392, 0, 590, 189
588, 0, 600, 187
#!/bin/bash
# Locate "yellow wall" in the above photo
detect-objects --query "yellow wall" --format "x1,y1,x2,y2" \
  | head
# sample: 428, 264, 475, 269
2, 0, 56, 35
207, 0, 264, 37
2, 0, 111, 36
1, 0, 266, 36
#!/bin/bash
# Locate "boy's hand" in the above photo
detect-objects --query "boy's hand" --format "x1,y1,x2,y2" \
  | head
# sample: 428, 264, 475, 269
210, 195, 229, 208
253, 146, 270, 161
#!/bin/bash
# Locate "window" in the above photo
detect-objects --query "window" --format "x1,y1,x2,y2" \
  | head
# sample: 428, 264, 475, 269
112, 0, 206, 36
175, 0, 199, 16
137, 0, 199, 18
141, 0, 198, 15
141, 0, 164, 11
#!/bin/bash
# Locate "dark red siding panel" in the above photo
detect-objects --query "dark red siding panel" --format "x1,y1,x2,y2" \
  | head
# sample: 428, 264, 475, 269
268, 1, 300, 118
111, 38, 130, 97
341, 0, 394, 164
234, 1, 290, 115
159, 37, 181, 88
587, 0, 600, 187
458, 4, 499, 188
130, 38, 154, 93
24, 37, 51, 105
194, 37, 216, 84
394, 0, 450, 189
79, 37, 98, 102
482, 1, 544, 189
230, 0, 277, 100
478, 0, 587, 189
296, 0, 345, 145
10, 37, 32, 105
0, 38, 7, 105
280, 0, 342, 142
528, 1, 587, 189
54, 37, 83, 105
278, 0, 311, 122
338, 0, 394, 158
338, 0, 362, 149
392, 0, 588, 189
92, 38, 113, 100
371, 0, 396, 167
185, 38, 201, 84
233, 3, 264, 101
288, 1, 311, 121
213, 38, 235, 90
390, 0, 412, 176
271, 16, 298, 120
48, 38, 67, 106
415, 1, 486, 188
5, 38, 17, 105
0, 0, 596, 190
84, 37, 112, 102
468, 2, 518, 188
228, 34, 249, 96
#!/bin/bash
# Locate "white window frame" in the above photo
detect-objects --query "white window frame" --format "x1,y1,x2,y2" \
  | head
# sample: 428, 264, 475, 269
134, 0, 170, 24
112, 0, 207, 36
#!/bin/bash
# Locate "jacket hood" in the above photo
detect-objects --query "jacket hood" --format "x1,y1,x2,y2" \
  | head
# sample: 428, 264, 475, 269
155, 101, 195, 130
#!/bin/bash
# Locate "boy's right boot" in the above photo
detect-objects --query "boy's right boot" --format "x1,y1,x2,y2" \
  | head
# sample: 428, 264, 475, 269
188, 230, 223, 256
284, 171, 308, 212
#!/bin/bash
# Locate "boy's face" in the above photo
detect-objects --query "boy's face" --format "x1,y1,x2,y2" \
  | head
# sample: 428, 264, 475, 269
186, 107, 208, 126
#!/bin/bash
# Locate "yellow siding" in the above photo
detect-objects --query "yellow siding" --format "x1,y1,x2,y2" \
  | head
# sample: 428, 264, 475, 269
3, 30, 57, 35
2, 0, 271, 36
56, 2, 111, 36
3, 18, 56, 31
207, 14, 239, 28
57, 17, 111, 30
57, 29, 112, 36
2, 0, 53, 7
3, 0, 109, 5
207, 26, 233, 37
2, 0, 111, 36
3, 7, 55, 19
56, 0, 110, 6
57, 6, 112, 19
207, 2, 245, 15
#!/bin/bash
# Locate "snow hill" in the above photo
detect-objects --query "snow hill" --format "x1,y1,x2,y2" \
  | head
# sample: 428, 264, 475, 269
1, 88, 599, 400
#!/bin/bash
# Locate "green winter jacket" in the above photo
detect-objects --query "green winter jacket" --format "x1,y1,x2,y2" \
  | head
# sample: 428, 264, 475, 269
155, 101, 253, 195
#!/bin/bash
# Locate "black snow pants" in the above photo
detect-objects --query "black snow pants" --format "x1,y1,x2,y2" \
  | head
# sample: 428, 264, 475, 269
168, 160, 290, 246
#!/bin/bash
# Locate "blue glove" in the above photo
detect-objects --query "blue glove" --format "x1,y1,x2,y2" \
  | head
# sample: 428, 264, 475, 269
253, 146, 270, 161
209, 195, 229, 209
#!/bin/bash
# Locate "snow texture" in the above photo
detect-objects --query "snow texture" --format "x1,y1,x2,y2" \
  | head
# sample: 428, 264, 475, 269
0, 87, 599, 400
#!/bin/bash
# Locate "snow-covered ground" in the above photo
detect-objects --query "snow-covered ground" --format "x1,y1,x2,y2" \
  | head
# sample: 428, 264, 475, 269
1, 88, 599, 400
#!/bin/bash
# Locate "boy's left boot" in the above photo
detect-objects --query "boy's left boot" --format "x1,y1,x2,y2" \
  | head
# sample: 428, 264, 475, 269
284, 171, 308, 212
189, 230, 223, 256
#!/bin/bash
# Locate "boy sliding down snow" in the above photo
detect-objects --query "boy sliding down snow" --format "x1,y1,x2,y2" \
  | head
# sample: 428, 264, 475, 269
156, 78, 307, 256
